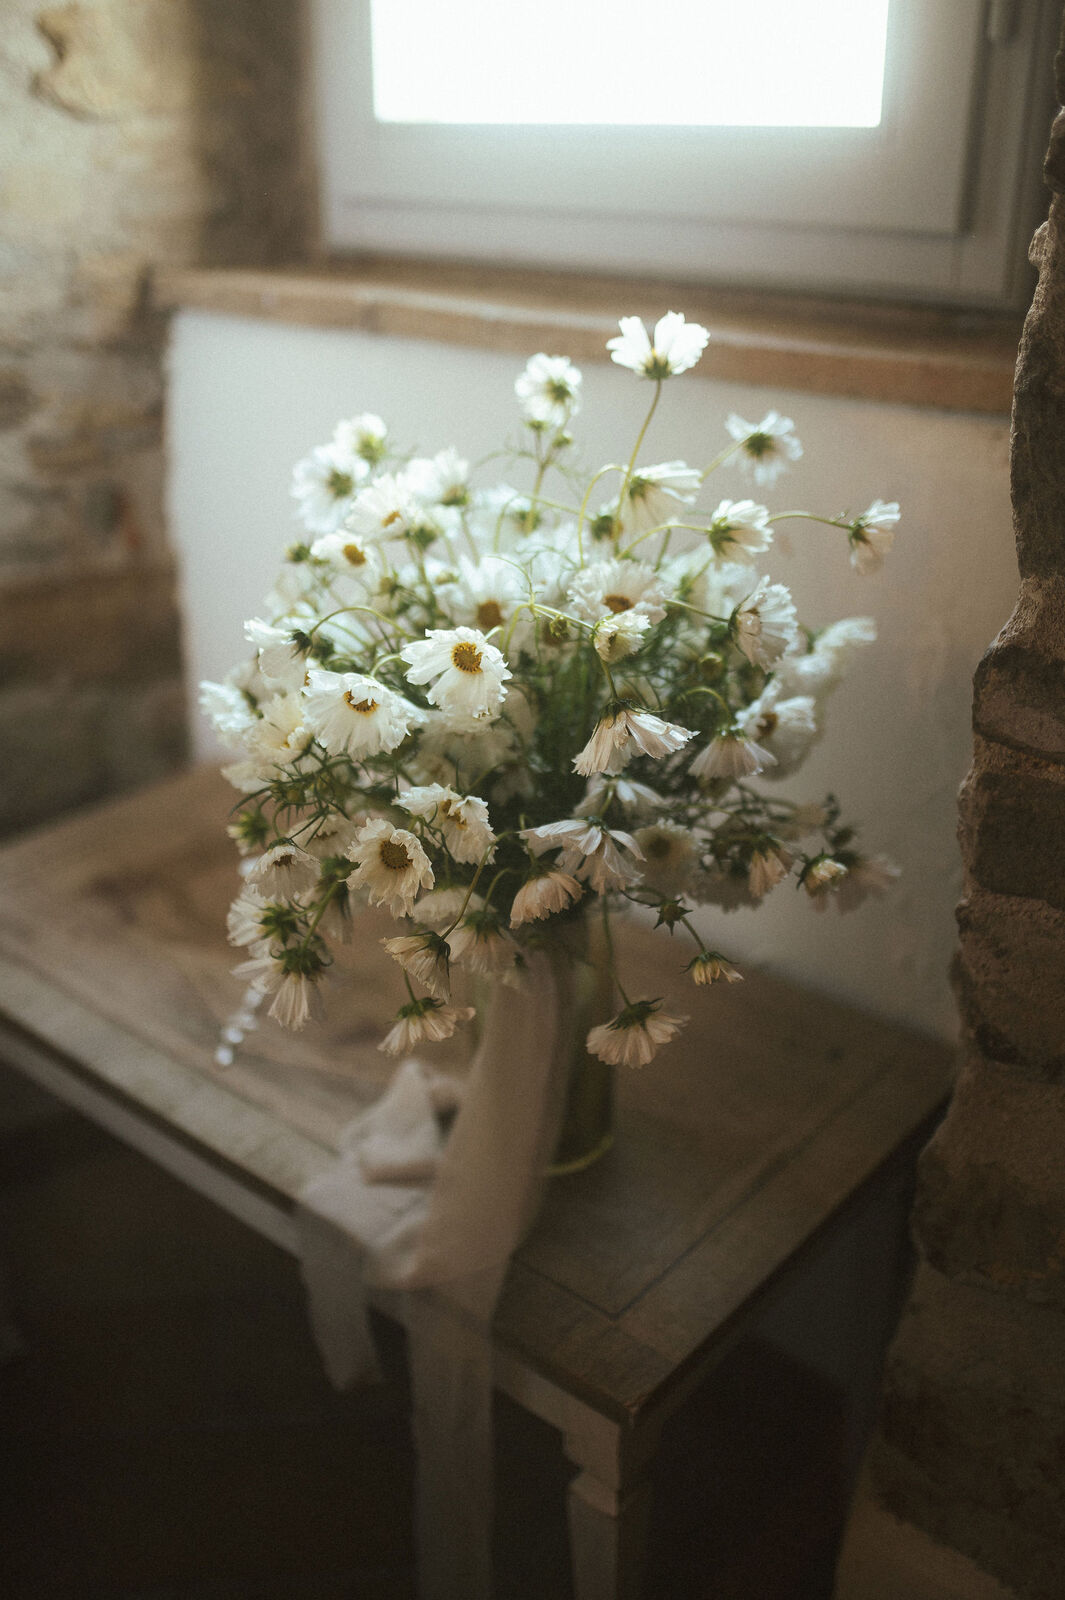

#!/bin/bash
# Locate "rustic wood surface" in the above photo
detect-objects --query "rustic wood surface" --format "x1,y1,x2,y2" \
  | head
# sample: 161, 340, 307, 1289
154, 260, 1019, 415
0, 764, 955, 1421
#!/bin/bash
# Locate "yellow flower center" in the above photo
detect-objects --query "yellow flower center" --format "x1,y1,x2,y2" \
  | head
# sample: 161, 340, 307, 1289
756, 711, 779, 737
342, 543, 367, 566
382, 509, 402, 528
603, 593, 632, 615
475, 599, 504, 630
379, 839, 412, 871
451, 641, 483, 673
344, 692, 378, 715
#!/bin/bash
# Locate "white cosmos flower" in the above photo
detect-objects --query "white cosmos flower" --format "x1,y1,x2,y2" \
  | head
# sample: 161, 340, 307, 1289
707, 499, 773, 558
347, 819, 434, 917
226, 885, 302, 954
690, 732, 776, 782
849, 500, 899, 573
732, 578, 799, 666
245, 692, 312, 766
509, 868, 583, 926
737, 686, 818, 777
399, 783, 496, 864
406, 448, 470, 509
515, 353, 582, 428
291, 442, 368, 535
381, 931, 452, 1000
633, 822, 700, 897
200, 676, 260, 745
593, 609, 651, 664
777, 617, 877, 697
802, 856, 849, 906
379, 998, 476, 1057
834, 854, 901, 913
412, 886, 483, 930
747, 846, 793, 899
688, 951, 743, 985
303, 670, 421, 759
523, 819, 644, 894
347, 474, 419, 541
439, 555, 526, 638
575, 774, 663, 820
245, 619, 310, 694
401, 627, 512, 726
725, 411, 803, 486
615, 461, 702, 534
448, 911, 519, 978
247, 843, 320, 900
573, 708, 695, 777
308, 532, 380, 583
586, 1001, 688, 1067
607, 312, 709, 379
234, 950, 324, 1031
300, 813, 363, 860
333, 412, 388, 465
568, 558, 672, 626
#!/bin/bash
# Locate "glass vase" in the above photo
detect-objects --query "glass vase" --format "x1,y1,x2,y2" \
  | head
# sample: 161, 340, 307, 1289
470, 917, 615, 1175
538, 917, 615, 1176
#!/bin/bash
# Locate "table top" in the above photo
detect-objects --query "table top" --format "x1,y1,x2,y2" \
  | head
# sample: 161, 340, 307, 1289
0, 766, 954, 1423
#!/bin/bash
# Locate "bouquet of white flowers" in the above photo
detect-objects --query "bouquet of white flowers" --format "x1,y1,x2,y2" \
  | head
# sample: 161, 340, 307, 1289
202, 312, 898, 1070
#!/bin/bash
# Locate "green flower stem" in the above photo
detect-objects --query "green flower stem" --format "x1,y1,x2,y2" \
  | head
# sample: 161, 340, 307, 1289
441, 845, 495, 938
574, 462, 627, 561
614, 381, 663, 543
699, 436, 745, 478
767, 511, 850, 528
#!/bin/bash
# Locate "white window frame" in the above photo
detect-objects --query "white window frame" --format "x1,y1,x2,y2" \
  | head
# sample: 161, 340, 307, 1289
311, 0, 1058, 310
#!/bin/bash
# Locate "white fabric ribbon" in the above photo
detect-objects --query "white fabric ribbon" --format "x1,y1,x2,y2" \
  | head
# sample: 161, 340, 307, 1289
296, 948, 569, 1600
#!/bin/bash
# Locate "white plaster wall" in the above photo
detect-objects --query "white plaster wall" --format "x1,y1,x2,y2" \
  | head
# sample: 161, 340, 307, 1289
167, 310, 1017, 1039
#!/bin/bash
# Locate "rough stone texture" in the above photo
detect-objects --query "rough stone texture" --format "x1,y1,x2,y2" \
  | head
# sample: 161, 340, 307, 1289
842, 18, 1065, 1600
871, 1267, 1065, 1600
914, 1055, 1065, 1305
954, 892, 1065, 1078
0, 0, 313, 835
972, 577, 1065, 765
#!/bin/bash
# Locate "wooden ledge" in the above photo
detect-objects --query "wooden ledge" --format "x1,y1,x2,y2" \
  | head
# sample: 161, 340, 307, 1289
154, 258, 1021, 416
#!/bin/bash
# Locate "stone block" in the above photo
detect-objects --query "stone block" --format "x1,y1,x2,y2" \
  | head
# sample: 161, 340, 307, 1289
1012, 210, 1065, 583
0, 368, 36, 430
70, 252, 151, 344
872, 1265, 1065, 1600
959, 750, 1065, 912
914, 1056, 1065, 1304
34, 2, 199, 119
0, 565, 184, 685
972, 577, 1065, 765
954, 891, 1065, 1077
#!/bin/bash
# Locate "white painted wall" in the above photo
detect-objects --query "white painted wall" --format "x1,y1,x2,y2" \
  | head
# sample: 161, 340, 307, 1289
167, 310, 1017, 1039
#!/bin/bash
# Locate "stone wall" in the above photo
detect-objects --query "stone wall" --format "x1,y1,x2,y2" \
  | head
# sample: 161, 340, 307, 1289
0, 0, 313, 835
853, 21, 1065, 1599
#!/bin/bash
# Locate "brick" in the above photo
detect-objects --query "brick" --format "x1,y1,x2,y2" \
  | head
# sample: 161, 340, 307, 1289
0, 367, 35, 429
0, 565, 183, 686
955, 891, 1065, 1077
872, 1266, 1065, 1600
961, 764, 1065, 911
914, 1056, 1065, 1303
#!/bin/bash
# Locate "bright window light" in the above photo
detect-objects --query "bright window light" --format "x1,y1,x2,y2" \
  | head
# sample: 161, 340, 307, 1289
370, 0, 890, 127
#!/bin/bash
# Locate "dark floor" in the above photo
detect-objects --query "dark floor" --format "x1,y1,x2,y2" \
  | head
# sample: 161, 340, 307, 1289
0, 1065, 852, 1599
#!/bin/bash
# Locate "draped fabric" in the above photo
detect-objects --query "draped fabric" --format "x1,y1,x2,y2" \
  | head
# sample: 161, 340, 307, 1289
296, 950, 569, 1598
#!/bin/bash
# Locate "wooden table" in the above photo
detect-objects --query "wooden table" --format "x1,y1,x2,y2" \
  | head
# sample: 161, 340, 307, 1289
0, 766, 954, 1599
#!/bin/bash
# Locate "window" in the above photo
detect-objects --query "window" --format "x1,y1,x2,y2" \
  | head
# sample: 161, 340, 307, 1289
312, 0, 1057, 309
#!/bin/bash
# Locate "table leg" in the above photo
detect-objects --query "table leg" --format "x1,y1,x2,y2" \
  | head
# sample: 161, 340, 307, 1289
565, 1429, 654, 1600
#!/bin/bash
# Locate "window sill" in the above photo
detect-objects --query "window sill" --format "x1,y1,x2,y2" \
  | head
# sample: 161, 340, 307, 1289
154, 257, 1021, 416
